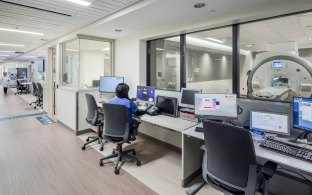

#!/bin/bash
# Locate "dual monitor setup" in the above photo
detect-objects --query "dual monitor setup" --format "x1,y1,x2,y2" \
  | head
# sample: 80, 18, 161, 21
98, 76, 312, 140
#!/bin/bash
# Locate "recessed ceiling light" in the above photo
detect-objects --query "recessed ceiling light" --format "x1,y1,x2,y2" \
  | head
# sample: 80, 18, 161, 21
194, 3, 206, 8
242, 44, 254, 47
0, 43, 24, 47
115, 29, 122, 32
0, 28, 44, 35
0, 50, 15, 53
156, 48, 165, 51
66, 49, 79, 52
205, 37, 224, 43
309, 37, 312, 41
101, 48, 110, 51
65, 0, 91, 6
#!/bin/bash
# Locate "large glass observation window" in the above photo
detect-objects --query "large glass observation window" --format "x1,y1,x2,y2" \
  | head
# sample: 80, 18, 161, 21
239, 12, 312, 102
149, 36, 180, 91
185, 27, 233, 93
61, 36, 113, 90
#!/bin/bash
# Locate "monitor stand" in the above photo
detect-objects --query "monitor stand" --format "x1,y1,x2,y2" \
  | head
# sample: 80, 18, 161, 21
288, 132, 311, 145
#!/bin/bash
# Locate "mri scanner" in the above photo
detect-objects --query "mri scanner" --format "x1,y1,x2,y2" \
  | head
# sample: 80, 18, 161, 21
247, 52, 312, 101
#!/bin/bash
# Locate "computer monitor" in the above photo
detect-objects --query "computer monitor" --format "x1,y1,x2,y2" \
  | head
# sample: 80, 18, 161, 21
156, 96, 178, 117
194, 93, 237, 120
250, 110, 289, 135
99, 76, 124, 93
293, 97, 312, 133
179, 88, 201, 109
136, 85, 155, 103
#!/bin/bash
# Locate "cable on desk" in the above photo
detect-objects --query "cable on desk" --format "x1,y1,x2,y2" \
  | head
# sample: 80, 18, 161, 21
277, 165, 312, 184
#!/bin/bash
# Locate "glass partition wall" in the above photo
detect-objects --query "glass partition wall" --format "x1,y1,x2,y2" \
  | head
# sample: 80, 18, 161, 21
61, 37, 113, 90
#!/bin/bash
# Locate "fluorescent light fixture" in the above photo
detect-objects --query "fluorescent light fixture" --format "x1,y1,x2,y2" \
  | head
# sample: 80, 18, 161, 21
205, 37, 224, 43
0, 55, 10, 57
20, 56, 37, 58
65, 0, 91, 6
0, 50, 15, 53
0, 28, 43, 35
156, 48, 165, 51
0, 43, 24, 47
242, 44, 254, 47
66, 49, 79, 52
101, 48, 110, 51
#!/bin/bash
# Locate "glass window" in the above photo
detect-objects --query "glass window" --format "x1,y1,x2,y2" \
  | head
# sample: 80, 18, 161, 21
149, 36, 180, 91
240, 12, 312, 102
62, 38, 79, 89
61, 37, 113, 90
185, 27, 233, 93
79, 39, 111, 89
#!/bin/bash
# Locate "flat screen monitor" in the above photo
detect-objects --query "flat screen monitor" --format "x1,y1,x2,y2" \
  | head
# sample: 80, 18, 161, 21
156, 96, 178, 117
136, 85, 155, 103
293, 97, 312, 133
250, 110, 289, 135
37, 58, 45, 72
194, 93, 237, 120
179, 88, 201, 109
99, 76, 124, 93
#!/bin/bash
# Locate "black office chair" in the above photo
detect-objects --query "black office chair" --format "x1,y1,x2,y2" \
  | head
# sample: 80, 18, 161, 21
30, 82, 38, 106
99, 103, 141, 175
34, 83, 43, 109
201, 120, 277, 195
81, 93, 104, 151
16, 80, 27, 95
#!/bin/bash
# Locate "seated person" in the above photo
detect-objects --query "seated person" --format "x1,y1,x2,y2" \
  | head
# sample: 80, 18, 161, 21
108, 83, 145, 140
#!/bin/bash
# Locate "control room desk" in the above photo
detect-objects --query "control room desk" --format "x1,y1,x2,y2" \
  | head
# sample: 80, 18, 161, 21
182, 123, 312, 187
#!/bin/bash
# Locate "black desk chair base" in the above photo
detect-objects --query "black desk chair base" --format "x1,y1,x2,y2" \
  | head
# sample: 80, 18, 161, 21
99, 143, 141, 175
81, 128, 104, 151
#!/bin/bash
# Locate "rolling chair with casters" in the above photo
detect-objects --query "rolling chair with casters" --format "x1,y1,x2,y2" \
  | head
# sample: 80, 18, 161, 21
34, 83, 43, 109
189, 120, 277, 195
81, 93, 104, 151
15, 80, 27, 95
30, 82, 38, 106
99, 103, 141, 175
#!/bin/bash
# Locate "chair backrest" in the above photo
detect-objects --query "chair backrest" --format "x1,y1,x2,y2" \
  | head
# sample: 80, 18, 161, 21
16, 80, 21, 87
102, 103, 130, 140
37, 83, 43, 97
85, 93, 99, 125
32, 82, 38, 96
202, 120, 257, 191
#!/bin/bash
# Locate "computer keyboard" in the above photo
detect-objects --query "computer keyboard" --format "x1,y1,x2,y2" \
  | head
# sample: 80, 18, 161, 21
260, 137, 312, 163
195, 127, 204, 132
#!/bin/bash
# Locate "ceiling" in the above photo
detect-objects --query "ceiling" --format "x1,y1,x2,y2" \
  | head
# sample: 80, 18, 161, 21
1, 0, 312, 62
0, 0, 140, 61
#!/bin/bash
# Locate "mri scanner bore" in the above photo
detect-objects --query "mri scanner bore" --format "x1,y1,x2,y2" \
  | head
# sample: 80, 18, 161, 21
247, 52, 312, 102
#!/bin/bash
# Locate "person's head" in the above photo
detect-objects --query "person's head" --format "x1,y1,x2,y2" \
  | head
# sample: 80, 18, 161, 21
3, 72, 7, 77
115, 83, 130, 99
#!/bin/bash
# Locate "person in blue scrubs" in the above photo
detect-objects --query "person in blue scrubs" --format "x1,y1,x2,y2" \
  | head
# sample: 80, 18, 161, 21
108, 83, 145, 140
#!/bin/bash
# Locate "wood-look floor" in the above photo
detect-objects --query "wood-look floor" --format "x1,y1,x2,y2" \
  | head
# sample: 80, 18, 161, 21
0, 90, 156, 195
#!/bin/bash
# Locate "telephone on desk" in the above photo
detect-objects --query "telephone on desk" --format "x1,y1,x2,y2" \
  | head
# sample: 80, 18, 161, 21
146, 106, 159, 116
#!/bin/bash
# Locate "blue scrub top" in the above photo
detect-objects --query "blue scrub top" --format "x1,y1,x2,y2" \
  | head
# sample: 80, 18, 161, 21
108, 96, 138, 124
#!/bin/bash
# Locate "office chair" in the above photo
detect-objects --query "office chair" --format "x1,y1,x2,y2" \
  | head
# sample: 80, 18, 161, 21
201, 120, 277, 195
99, 103, 141, 175
81, 93, 104, 151
34, 83, 43, 109
30, 82, 38, 106
16, 80, 27, 95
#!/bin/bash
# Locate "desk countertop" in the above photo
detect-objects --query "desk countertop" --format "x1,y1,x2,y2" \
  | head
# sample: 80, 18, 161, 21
140, 114, 198, 132
183, 123, 312, 175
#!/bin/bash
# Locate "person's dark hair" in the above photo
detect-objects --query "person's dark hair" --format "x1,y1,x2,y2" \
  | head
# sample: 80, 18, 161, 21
115, 83, 130, 99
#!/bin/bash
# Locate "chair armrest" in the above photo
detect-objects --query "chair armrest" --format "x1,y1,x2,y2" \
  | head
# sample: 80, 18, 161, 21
261, 161, 277, 179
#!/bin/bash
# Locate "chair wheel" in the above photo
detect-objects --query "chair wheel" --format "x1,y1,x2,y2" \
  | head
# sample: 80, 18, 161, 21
136, 161, 141, 166
86, 138, 89, 142
114, 169, 120, 175
81, 146, 86, 150
99, 161, 104, 166
99, 147, 103, 151
132, 151, 136, 155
